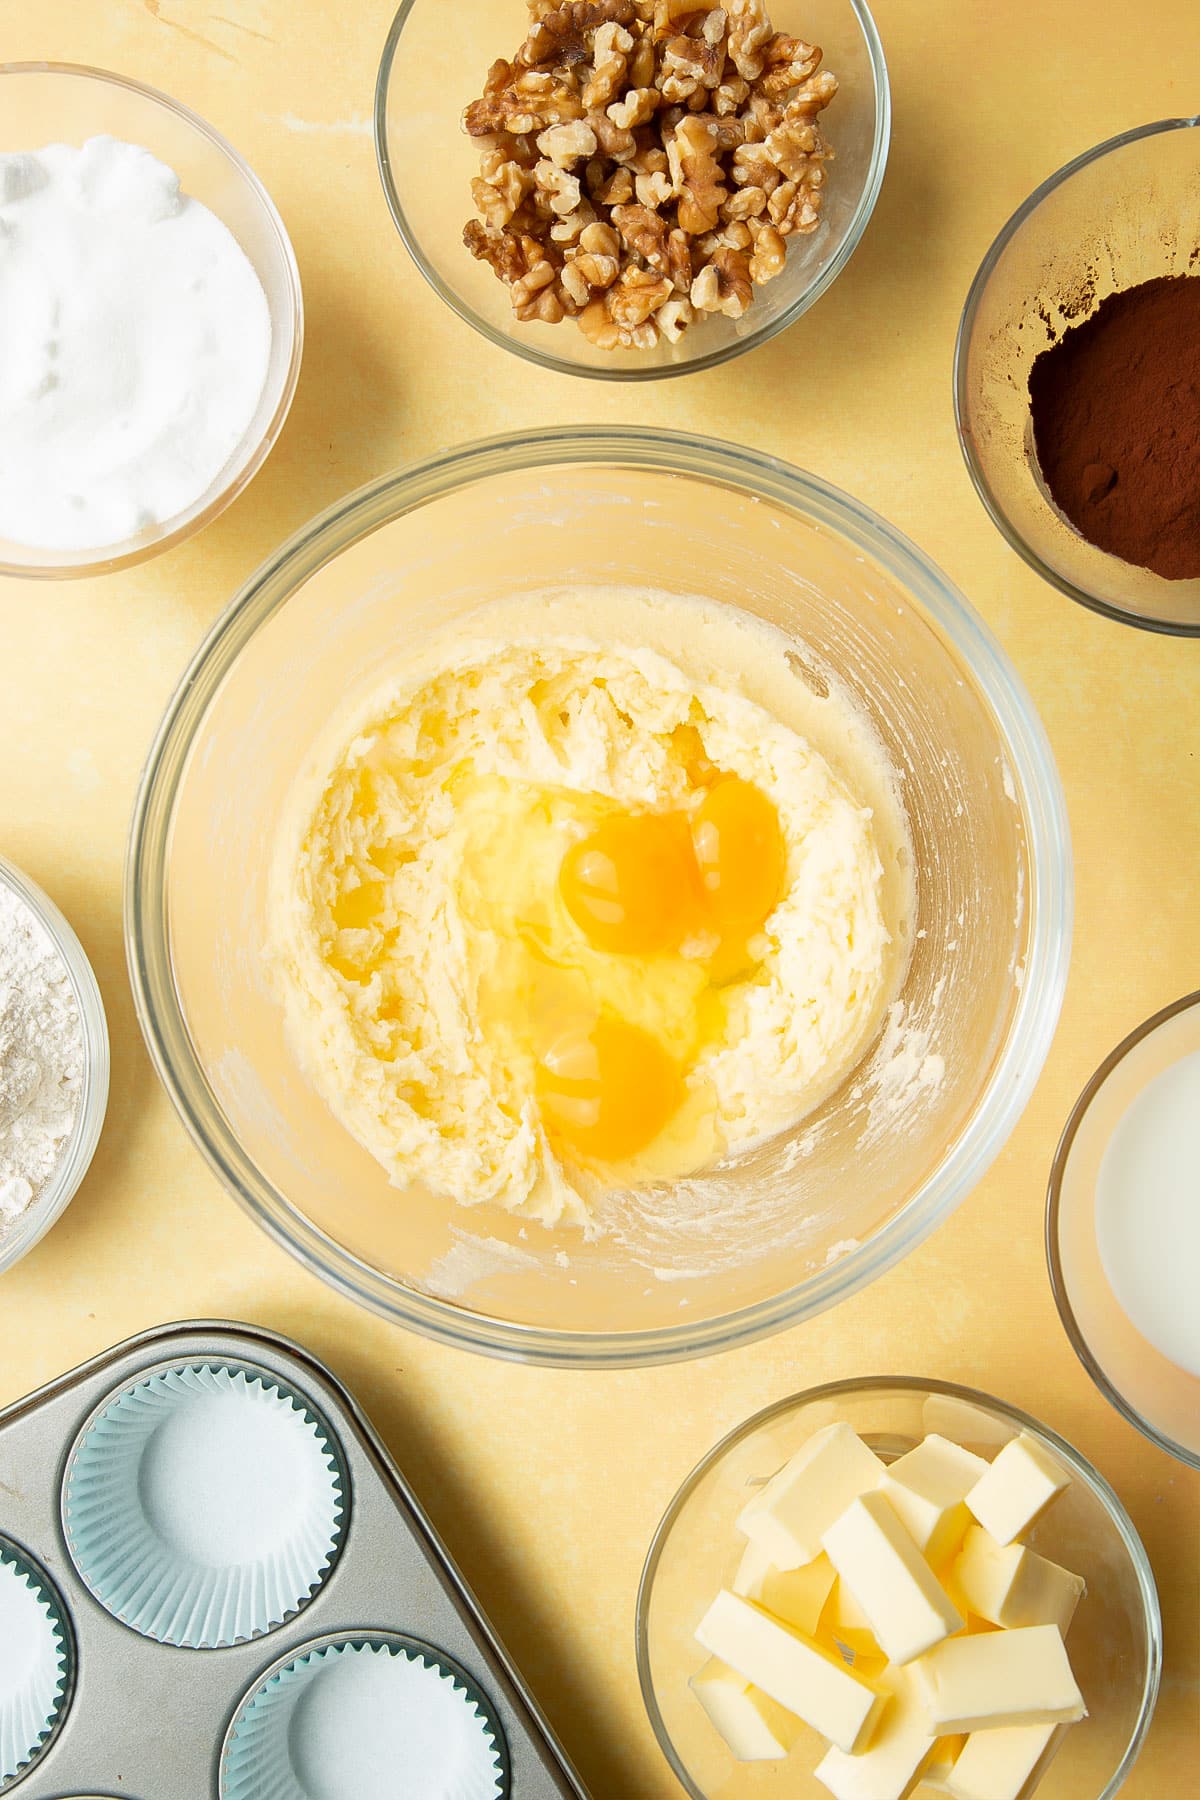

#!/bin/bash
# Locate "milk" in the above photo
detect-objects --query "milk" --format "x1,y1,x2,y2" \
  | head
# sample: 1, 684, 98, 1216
1095, 1047, 1200, 1379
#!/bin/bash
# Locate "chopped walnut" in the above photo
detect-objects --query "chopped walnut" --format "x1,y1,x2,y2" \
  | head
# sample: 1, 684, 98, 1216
657, 294, 695, 341
589, 110, 639, 163
651, 0, 699, 39
464, 0, 836, 348
608, 85, 660, 129
726, 0, 773, 80
578, 295, 658, 349
660, 14, 727, 103
471, 157, 536, 230
613, 201, 670, 272
691, 245, 752, 317
464, 62, 584, 136
759, 32, 823, 101
722, 183, 767, 221
581, 219, 621, 256
521, 1, 636, 73
670, 116, 727, 233
535, 158, 584, 215
635, 166, 674, 208
550, 197, 598, 242
609, 264, 674, 325
748, 218, 786, 282
584, 20, 635, 108
594, 164, 636, 205
537, 119, 599, 165
714, 73, 751, 116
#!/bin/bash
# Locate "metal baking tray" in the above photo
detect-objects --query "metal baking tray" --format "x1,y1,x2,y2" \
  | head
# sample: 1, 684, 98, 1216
0, 1318, 592, 1798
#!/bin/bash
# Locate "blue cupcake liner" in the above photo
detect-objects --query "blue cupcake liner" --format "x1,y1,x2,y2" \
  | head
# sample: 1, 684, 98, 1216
221, 1634, 509, 1800
0, 1539, 72, 1788
62, 1362, 348, 1649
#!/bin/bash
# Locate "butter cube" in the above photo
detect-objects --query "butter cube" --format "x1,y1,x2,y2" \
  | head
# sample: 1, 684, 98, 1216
814, 1668, 934, 1800
689, 1656, 805, 1761
944, 1722, 1063, 1800
965, 1433, 1069, 1546
920, 1735, 966, 1793
882, 1435, 989, 1566
953, 1525, 1085, 1635
913, 1624, 1086, 1734
695, 1588, 887, 1754
822, 1576, 885, 1659
738, 1423, 886, 1567
822, 1489, 964, 1665
733, 1540, 837, 1637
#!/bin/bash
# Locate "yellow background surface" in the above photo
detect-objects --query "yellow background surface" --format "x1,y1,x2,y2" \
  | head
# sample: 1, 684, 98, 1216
2, 2, 1198, 1794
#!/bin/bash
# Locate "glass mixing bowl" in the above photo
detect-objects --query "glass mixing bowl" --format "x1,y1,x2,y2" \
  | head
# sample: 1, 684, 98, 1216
0, 62, 303, 580
955, 117, 1200, 636
126, 428, 1071, 1366
637, 1378, 1161, 1800
375, 0, 889, 380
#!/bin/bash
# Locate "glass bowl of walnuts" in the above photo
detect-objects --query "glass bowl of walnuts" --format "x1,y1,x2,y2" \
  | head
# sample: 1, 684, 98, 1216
375, 0, 890, 379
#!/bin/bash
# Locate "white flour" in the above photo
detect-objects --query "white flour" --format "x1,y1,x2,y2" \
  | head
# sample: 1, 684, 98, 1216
0, 136, 272, 553
0, 884, 84, 1228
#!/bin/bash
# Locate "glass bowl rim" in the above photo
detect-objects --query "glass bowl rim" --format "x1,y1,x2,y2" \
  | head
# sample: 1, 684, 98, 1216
125, 423, 1071, 1369
372, 0, 892, 383
0, 58, 304, 582
0, 854, 110, 1276
1046, 987, 1200, 1471
635, 1373, 1163, 1800
953, 114, 1200, 638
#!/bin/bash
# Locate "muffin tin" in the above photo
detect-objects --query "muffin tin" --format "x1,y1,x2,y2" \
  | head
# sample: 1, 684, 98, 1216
0, 1320, 590, 1798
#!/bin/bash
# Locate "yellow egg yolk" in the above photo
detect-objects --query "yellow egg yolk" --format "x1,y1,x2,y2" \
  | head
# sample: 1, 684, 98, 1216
542, 775, 785, 1161
692, 775, 788, 932
559, 776, 785, 959
559, 810, 701, 954
536, 1014, 684, 1162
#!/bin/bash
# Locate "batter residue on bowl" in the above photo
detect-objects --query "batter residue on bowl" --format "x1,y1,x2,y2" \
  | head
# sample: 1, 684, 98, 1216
268, 590, 912, 1229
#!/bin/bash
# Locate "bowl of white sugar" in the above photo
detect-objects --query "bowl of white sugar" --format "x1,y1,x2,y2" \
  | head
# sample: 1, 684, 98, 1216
0, 63, 303, 578
0, 856, 109, 1275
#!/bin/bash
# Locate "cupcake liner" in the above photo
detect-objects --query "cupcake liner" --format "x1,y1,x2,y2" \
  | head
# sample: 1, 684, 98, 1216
62, 1362, 348, 1649
0, 1540, 71, 1786
221, 1635, 509, 1800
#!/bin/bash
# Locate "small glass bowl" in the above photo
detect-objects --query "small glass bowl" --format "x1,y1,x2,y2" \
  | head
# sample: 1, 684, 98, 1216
637, 1378, 1161, 1800
0, 62, 303, 580
1048, 991, 1200, 1470
0, 857, 109, 1276
955, 117, 1200, 636
375, 0, 889, 380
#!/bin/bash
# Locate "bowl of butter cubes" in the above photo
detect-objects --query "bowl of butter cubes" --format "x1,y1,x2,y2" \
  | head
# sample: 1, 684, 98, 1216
637, 1377, 1160, 1800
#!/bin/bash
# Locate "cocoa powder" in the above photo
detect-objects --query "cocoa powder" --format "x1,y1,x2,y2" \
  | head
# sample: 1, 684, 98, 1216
1028, 274, 1200, 581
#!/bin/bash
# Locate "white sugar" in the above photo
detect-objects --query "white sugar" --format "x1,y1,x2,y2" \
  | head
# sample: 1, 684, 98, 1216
0, 136, 271, 553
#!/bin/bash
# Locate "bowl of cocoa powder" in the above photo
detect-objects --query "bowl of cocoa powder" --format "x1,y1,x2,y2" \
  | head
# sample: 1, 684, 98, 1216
955, 117, 1200, 636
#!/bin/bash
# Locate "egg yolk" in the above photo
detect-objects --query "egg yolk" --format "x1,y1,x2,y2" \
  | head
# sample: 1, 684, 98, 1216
692, 776, 787, 932
536, 1015, 684, 1161
546, 770, 786, 1162
559, 810, 700, 954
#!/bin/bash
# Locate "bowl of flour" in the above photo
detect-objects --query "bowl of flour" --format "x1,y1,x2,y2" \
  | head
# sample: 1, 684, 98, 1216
0, 63, 302, 578
0, 857, 108, 1276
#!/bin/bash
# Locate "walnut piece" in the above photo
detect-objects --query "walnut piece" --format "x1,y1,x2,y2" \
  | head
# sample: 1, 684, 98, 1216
670, 116, 727, 234
463, 0, 837, 349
